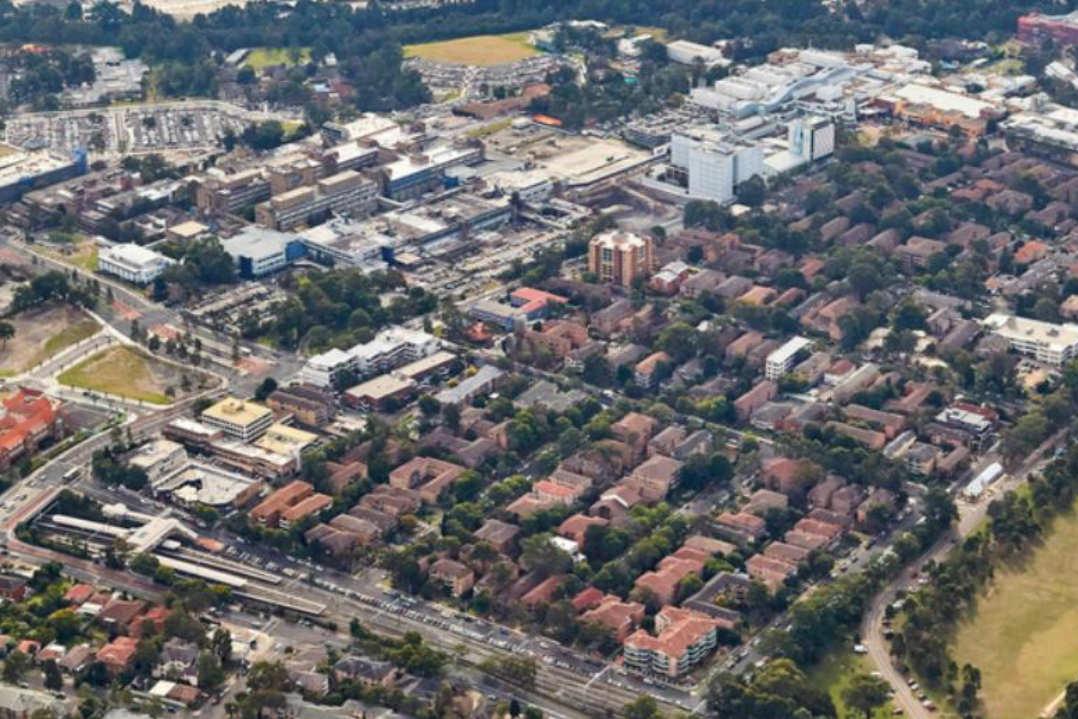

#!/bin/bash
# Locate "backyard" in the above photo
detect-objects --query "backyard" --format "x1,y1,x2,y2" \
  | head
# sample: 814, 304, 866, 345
57, 345, 200, 405
951, 501, 1078, 719
0, 305, 99, 377
404, 32, 538, 66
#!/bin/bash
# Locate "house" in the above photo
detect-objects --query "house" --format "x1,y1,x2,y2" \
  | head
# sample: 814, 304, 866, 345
473, 519, 520, 555
734, 381, 777, 422
558, 513, 608, 545
429, 558, 475, 597
0, 576, 28, 602
634, 555, 704, 605
580, 595, 646, 642
155, 638, 199, 685
611, 412, 659, 458
97, 636, 139, 674
333, 655, 399, 688
760, 457, 817, 497
388, 457, 467, 504
97, 599, 145, 633
715, 511, 767, 544
634, 352, 671, 387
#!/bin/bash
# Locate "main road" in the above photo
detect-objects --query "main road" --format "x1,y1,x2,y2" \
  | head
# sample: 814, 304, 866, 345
860, 430, 1067, 719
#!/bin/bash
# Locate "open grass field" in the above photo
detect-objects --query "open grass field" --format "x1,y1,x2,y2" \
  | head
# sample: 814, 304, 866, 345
404, 32, 539, 66
0, 305, 99, 377
952, 503, 1078, 719
57, 345, 187, 405
243, 47, 311, 70
43, 236, 98, 272
808, 651, 894, 719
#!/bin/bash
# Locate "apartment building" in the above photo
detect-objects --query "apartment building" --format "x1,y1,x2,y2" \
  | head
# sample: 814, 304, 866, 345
984, 313, 1078, 365
623, 606, 722, 678
299, 328, 441, 388
588, 230, 654, 287
764, 336, 813, 380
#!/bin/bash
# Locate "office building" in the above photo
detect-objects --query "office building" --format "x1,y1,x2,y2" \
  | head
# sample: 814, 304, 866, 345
0, 144, 85, 205
255, 170, 378, 231
194, 168, 271, 215
221, 227, 306, 278
200, 398, 275, 441
983, 313, 1078, 365
666, 40, 730, 68
765, 336, 814, 380
381, 144, 483, 201
588, 230, 654, 287
98, 243, 175, 284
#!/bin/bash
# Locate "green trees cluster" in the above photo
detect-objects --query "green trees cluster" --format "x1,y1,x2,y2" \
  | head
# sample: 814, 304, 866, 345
10, 271, 95, 313
707, 658, 836, 718
247, 268, 434, 352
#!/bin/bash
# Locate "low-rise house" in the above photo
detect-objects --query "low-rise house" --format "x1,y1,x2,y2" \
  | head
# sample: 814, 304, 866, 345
580, 595, 646, 642
429, 558, 475, 597
97, 636, 139, 674
333, 655, 399, 688
473, 518, 520, 555
388, 457, 467, 505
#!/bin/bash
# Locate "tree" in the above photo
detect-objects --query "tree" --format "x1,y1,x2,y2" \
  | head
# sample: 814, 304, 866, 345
197, 651, 225, 690
253, 377, 277, 402
0, 322, 14, 349
3, 651, 30, 683
247, 661, 291, 692
211, 627, 232, 664
622, 694, 664, 718
42, 659, 62, 691
841, 673, 890, 719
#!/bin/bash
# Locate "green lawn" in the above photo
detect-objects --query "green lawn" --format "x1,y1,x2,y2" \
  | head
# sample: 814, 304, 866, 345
30, 319, 99, 368
808, 651, 894, 719
243, 47, 311, 70
951, 502, 1078, 719
57, 345, 171, 404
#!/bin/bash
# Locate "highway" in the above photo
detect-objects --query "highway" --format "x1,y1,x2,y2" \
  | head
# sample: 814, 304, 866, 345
860, 430, 1067, 719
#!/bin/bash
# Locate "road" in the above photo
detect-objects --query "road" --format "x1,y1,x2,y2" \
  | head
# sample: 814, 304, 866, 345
860, 430, 1067, 719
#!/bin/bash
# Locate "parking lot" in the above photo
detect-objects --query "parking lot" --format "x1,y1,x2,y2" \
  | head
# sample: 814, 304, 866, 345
3, 102, 256, 157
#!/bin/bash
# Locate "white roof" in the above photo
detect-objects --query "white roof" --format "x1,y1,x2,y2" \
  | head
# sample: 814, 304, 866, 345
100, 243, 173, 269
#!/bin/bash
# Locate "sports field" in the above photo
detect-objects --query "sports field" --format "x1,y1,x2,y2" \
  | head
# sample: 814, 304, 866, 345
404, 32, 538, 66
58, 345, 183, 404
952, 503, 1078, 719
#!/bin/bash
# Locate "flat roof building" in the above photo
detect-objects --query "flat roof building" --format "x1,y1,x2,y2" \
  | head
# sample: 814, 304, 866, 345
765, 336, 814, 380
984, 313, 1078, 365
588, 230, 653, 288
98, 243, 175, 284
200, 398, 274, 441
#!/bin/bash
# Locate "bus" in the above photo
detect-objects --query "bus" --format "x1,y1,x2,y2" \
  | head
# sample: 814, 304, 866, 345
61, 467, 81, 484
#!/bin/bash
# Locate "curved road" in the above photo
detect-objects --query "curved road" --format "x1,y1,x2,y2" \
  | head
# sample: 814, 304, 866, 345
861, 430, 1067, 718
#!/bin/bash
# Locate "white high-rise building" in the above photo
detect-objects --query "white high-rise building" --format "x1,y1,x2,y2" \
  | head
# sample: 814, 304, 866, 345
686, 141, 763, 203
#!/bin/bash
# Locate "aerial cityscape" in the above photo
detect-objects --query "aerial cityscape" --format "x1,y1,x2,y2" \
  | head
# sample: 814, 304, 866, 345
2, 0, 1078, 718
